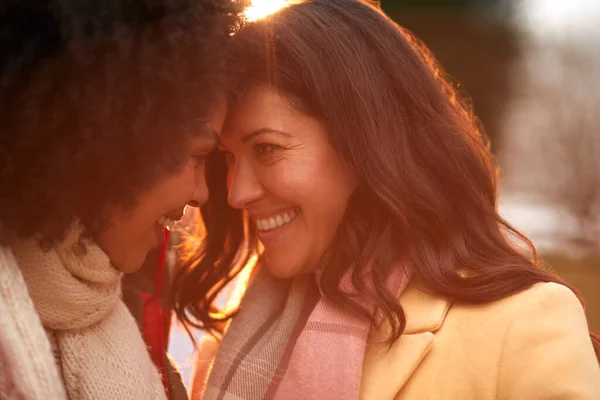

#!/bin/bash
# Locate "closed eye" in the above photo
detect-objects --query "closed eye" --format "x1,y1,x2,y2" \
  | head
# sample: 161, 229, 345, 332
192, 154, 208, 166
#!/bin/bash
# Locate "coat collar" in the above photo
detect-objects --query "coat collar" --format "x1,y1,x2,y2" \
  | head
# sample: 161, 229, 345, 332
360, 281, 451, 399
401, 282, 452, 334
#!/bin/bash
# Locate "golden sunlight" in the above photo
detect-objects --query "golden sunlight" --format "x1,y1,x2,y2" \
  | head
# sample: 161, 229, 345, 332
245, 0, 289, 21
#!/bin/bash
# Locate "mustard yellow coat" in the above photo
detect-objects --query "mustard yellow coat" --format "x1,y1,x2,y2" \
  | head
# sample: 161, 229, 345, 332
361, 282, 600, 399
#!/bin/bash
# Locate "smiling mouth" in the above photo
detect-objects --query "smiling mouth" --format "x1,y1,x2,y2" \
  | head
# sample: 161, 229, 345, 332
255, 208, 300, 232
157, 214, 182, 230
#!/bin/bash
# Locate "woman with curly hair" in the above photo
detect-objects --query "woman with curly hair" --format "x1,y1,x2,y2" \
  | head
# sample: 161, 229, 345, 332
0, 0, 245, 398
173, 1, 600, 399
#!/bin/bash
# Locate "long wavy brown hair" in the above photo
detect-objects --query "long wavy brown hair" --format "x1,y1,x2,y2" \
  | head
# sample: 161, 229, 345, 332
172, 0, 600, 356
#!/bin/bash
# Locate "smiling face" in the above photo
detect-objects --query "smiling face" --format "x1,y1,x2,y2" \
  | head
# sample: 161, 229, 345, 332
221, 85, 357, 278
97, 101, 227, 273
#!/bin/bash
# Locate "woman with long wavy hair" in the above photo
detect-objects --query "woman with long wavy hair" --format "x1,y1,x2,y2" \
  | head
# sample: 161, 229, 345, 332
173, 1, 600, 398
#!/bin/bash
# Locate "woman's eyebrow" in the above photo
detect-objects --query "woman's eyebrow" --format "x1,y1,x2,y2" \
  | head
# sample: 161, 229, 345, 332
207, 128, 220, 141
241, 127, 292, 143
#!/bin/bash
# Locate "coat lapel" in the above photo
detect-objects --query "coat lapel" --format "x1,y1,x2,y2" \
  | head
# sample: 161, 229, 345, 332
360, 282, 451, 399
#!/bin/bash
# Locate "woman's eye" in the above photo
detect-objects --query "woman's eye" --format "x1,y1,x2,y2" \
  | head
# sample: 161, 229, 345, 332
192, 154, 207, 166
223, 151, 235, 165
253, 143, 282, 160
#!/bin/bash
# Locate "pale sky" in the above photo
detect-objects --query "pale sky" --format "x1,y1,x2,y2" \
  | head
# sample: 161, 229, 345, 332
515, 0, 600, 43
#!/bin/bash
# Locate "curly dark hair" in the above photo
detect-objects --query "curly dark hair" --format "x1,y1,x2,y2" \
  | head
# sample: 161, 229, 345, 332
0, 0, 247, 246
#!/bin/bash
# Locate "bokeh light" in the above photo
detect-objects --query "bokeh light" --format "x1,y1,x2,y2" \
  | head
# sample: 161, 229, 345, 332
245, 0, 289, 21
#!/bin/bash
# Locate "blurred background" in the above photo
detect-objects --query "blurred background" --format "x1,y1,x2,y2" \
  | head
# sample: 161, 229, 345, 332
386, 0, 600, 333
169, 0, 600, 389
383, 0, 600, 325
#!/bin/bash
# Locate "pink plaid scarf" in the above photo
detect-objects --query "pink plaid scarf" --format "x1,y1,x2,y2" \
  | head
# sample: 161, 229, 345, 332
204, 265, 410, 399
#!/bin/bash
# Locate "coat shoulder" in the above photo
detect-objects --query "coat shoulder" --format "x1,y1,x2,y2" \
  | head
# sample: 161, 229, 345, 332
494, 282, 600, 398
499, 281, 583, 312
391, 281, 600, 399
441, 281, 586, 327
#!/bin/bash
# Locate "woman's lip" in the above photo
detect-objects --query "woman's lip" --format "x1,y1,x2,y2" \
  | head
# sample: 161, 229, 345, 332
153, 222, 167, 243
257, 224, 287, 238
256, 211, 300, 237
248, 207, 300, 220
164, 210, 184, 221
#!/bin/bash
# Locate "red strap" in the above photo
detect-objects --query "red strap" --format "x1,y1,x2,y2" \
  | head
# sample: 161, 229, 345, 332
155, 228, 171, 297
142, 228, 172, 399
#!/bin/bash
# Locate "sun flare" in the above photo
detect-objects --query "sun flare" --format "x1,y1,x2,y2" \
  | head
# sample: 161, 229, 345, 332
245, 0, 289, 21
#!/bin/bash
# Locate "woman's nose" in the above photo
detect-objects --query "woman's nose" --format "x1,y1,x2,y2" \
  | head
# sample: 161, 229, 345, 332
189, 167, 209, 208
227, 159, 265, 210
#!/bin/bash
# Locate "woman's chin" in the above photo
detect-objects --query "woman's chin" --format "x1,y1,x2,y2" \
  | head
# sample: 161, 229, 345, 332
265, 261, 301, 279
264, 254, 315, 280
109, 248, 151, 274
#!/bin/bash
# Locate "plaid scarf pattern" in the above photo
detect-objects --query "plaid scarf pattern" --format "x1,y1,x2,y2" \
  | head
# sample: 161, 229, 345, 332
204, 266, 410, 400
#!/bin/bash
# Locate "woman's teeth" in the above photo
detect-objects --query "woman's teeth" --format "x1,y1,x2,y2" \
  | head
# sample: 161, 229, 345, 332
256, 209, 300, 231
157, 216, 178, 230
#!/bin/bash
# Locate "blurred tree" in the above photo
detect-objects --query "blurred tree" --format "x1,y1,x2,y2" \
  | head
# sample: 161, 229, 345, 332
381, 0, 517, 151
500, 30, 600, 253
531, 45, 600, 251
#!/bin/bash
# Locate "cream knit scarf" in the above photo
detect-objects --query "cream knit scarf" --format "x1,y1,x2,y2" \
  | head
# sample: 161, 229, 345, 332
0, 228, 167, 400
